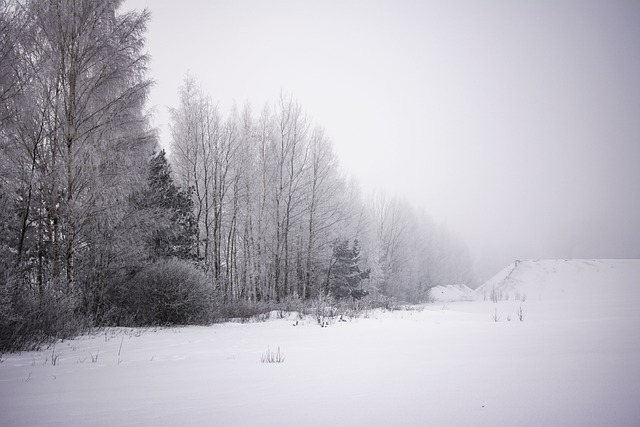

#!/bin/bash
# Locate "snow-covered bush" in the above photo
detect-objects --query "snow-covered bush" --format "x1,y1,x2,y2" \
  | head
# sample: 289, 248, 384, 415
0, 274, 86, 351
111, 258, 214, 326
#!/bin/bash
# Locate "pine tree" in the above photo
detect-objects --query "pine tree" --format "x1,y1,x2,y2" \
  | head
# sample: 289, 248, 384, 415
328, 239, 370, 299
144, 150, 198, 261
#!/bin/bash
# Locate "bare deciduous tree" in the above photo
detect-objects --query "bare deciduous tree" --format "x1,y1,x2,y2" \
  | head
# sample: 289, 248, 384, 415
0, 0, 154, 329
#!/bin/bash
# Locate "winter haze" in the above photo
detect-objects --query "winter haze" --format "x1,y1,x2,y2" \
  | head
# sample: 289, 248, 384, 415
126, 0, 640, 280
2, 1, 640, 424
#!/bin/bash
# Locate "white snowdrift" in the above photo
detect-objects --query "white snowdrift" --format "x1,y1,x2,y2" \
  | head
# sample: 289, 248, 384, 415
475, 258, 640, 302
1, 259, 639, 426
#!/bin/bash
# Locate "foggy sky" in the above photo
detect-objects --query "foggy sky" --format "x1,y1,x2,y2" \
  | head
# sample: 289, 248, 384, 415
126, 0, 640, 280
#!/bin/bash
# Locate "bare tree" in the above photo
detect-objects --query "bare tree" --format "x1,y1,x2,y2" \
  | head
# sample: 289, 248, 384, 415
272, 93, 309, 300
17, 0, 153, 291
170, 76, 208, 260
301, 126, 345, 297
0, 0, 156, 344
0, 0, 24, 124
166, 82, 474, 304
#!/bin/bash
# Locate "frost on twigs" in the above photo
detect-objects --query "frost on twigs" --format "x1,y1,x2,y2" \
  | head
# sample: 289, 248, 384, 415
261, 346, 285, 363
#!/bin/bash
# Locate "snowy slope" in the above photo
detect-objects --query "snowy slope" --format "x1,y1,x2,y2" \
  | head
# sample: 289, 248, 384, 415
1, 259, 639, 426
475, 259, 640, 302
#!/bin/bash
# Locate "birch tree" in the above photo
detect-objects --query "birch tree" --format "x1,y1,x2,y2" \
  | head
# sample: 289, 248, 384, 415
8, 1, 151, 292
166, 80, 476, 304
272, 94, 309, 300
300, 127, 345, 297
0, 0, 23, 123
22, 0, 152, 292
1, 0, 156, 344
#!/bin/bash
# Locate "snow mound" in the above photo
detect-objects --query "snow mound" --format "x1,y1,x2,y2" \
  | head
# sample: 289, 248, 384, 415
475, 259, 640, 302
429, 284, 475, 302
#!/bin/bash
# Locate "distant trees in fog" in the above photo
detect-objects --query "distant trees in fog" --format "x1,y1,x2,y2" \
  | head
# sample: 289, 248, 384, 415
168, 76, 474, 304
0, 0, 472, 350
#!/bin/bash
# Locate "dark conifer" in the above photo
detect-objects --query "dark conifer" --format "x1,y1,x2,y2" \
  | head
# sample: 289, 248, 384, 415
328, 239, 370, 299
144, 150, 198, 261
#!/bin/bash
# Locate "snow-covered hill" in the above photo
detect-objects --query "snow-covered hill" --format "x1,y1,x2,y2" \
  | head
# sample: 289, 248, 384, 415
475, 259, 640, 302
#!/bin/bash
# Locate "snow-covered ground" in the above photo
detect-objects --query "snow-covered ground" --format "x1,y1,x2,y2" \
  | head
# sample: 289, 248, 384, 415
1, 259, 639, 426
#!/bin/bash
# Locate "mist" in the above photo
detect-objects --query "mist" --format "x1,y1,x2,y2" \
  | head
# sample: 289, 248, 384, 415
127, 0, 640, 280
2, 1, 640, 422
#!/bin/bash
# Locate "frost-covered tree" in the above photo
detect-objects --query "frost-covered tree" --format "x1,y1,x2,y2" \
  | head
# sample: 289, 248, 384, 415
0, 0, 155, 345
0, 0, 23, 124
31, 0, 151, 290
296, 127, 344, 298
143, 150, 198, 261
366, 192, 473, 301
170, 77, 241, 291
166, 77, 474, 305
327, 239, 370, 299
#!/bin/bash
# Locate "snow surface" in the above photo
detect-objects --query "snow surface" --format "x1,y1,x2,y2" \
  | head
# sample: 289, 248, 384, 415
1, 259, 640, 426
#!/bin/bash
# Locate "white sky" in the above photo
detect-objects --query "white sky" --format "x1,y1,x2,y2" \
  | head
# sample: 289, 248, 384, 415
125, 0, 640, 280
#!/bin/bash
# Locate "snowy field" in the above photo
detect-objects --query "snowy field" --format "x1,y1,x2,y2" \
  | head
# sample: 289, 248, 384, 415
1, 259, 639, 426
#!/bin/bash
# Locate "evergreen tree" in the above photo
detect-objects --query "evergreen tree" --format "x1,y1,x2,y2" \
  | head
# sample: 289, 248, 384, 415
144, 150, 198, 261
328, 239, 370, 299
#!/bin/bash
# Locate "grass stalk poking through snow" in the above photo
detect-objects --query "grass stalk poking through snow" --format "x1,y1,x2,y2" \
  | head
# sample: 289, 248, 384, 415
50, 342, 60, 366
118, 336, 125, 365
518, 305, 525, 321
261, 346, 285, 363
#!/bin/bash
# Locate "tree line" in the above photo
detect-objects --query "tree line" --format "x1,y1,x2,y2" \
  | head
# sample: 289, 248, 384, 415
0, 0, 472, 350
168, 77, 473, 304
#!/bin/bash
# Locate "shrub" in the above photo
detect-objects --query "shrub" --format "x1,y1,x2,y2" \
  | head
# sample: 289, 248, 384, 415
212, 300, 271, 322
0, 276, 86, 352
109, 258, 214, 326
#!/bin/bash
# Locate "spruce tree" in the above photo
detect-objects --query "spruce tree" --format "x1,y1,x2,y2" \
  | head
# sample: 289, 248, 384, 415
328, 239, 370, 299
144, 150, 198, 261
